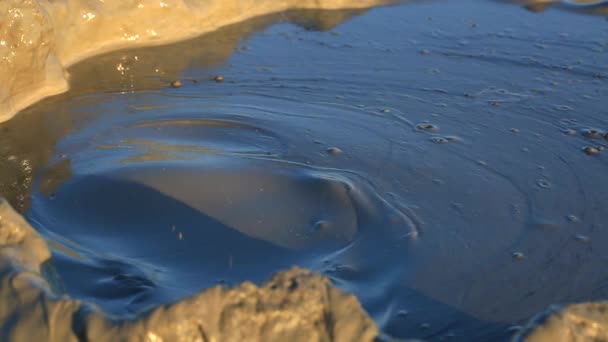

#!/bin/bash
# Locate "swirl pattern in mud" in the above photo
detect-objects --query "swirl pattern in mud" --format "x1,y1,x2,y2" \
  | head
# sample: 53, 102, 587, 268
28, 95, 422, 316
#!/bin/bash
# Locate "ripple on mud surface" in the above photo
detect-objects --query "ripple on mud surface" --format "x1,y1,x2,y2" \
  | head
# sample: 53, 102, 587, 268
28, 106, 417, 315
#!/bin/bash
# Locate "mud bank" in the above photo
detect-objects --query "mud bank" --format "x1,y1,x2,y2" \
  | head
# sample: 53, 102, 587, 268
0, 199, 378, 342
0, 0, 398, 123
514, 303, 608, 341
504, 0, 608, 14
1, 191, 606, 341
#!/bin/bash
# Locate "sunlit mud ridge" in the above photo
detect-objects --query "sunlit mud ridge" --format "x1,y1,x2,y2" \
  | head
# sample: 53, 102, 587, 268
0, 199, 378, 342
503, 0, 608, 13
2, 190, 606, 342
0, 0, 399, 123
1, 195, 606, 342
513, 303, 608, 342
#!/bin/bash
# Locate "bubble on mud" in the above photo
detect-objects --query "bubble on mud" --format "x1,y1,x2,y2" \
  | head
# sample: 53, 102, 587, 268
313, 220, 331, 232
451, 202, 464, 215
512, 252, 525, 260
583, 146, 599, 155
416, 123, 439, 132
396, 310, 409, 318
536, 179, 552, 189
566, 214, 580, 223
430, 137, 449, 144
326, 147, 343, 155
581, 128, 604, 139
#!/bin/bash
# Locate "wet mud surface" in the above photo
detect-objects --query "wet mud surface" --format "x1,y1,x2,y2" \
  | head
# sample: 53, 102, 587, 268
1, 1, 608, 340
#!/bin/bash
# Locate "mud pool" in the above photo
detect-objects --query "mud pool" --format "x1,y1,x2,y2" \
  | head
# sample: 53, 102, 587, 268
1, 1, 608, 341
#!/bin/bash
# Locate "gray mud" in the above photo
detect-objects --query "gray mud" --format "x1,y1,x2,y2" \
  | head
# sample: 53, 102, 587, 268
1, 1, 608, 341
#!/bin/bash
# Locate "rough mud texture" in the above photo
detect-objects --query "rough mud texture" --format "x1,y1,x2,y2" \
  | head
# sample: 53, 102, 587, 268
514, 303, 608, 342
0, 0, 395, 122
0, 0, 68, 123
0, 198, 377, 341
